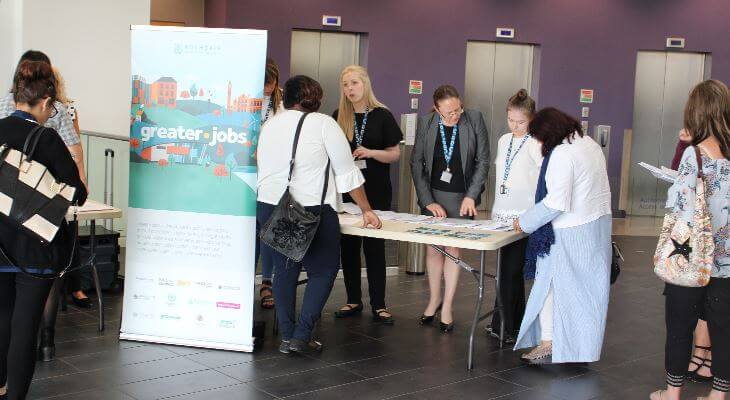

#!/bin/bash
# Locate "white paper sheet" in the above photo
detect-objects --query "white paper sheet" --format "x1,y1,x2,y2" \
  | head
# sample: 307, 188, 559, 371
638, 162, 677, 184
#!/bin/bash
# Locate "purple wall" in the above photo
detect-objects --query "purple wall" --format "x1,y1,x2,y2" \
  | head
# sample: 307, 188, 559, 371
207, 0, 730, 209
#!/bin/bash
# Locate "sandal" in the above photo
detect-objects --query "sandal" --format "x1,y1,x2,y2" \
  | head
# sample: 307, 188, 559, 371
649, 389, 667, 400
688, 345, 713, 382
520, 341, 552, 364
372, 309, 395, 325
259, 283, 274, 309
334, 303, 363, 318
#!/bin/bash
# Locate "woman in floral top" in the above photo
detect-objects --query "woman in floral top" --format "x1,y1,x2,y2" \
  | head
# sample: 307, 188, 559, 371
652, 79, 730, 400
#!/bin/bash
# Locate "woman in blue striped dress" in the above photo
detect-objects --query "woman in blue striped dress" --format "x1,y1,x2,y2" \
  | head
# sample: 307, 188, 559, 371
512, 108, 613, 364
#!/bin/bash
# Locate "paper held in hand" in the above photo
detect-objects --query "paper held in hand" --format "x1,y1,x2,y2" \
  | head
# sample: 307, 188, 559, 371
638, 162, 678, 184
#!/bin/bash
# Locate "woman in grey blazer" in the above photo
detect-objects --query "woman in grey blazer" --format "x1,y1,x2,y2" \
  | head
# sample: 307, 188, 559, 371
410, 85, 490, 332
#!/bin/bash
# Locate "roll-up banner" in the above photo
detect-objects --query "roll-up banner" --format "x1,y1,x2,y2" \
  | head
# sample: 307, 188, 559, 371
121, 26, 267, 352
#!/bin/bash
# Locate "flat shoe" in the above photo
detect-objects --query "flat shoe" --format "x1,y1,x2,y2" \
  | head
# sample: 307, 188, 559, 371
334, 304, 363, 318
289, 339, 323, 354
521, 343, 552, 365
372, 309, 395, 325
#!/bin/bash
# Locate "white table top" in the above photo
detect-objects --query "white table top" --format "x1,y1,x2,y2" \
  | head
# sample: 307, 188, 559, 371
339, 214, 525, 251
67, 199, 123, 221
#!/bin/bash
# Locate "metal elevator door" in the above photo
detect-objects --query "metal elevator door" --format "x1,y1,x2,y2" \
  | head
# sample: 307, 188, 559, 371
628, 51, 711, 216
463, 41, 537, 211
290, 30, 362, 116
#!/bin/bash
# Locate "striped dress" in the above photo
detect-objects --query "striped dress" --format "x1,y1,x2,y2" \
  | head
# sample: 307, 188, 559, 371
513, 134, 613, 363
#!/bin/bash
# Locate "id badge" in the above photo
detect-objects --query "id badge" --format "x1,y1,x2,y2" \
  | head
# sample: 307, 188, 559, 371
355, 159, 367, 169
440, 170, 452, 183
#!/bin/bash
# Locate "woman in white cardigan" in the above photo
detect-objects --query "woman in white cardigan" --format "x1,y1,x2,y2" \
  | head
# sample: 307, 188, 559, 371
513, 107, 612, 364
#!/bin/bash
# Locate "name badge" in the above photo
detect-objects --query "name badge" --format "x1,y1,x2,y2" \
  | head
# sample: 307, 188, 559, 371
355, 159, 367, 170
440, 170, 452, 183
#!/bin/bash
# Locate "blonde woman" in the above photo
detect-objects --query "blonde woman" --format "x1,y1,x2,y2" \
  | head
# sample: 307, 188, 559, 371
332, 65, 402, 324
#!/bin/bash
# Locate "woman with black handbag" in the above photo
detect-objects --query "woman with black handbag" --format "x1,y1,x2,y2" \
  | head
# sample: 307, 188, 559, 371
256, 75, 381, 354
0, 61, 87, 400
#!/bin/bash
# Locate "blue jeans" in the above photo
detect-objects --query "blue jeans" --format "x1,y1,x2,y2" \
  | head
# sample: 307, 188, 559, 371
256, 201, 340, 341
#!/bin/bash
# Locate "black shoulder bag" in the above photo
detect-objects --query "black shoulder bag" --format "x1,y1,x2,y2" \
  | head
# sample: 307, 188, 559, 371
259, 112, 331, 262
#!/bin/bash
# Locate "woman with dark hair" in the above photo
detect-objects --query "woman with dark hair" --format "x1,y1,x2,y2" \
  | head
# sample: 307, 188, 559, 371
256, 58, 285, 310
256, 75, 381, 354
512, 107, 612, 364
651, 79, 730, 400
410, 84, 490, 332
0, 60, 87, 399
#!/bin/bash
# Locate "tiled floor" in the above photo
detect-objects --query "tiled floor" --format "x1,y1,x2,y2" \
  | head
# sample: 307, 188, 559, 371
28, 235, 716, 399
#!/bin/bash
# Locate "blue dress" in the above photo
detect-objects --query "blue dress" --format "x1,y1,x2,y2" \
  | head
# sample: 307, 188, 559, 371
514, 202, 612, 362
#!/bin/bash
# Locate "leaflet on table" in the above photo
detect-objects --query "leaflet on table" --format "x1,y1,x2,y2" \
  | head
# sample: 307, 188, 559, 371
638, 162, 677, 183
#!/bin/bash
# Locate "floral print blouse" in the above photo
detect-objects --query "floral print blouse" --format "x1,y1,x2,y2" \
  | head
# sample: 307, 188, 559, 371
667, 146, 730, 278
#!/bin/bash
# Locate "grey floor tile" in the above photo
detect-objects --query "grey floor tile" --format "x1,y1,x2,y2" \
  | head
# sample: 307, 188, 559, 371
119, 369, 240, 400
248, 365, 364, 398
215, 355, 329, 382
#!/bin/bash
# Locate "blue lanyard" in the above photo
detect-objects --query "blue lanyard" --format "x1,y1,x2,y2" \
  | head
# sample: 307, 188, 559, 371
354, 107, 369, 146
501, 134, 530, 186
438, 117, 458, 171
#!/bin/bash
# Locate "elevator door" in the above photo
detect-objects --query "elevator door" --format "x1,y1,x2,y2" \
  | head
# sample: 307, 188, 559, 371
628, 51, 711, 216
290, 30, 361, 116
463, 41, 537, 211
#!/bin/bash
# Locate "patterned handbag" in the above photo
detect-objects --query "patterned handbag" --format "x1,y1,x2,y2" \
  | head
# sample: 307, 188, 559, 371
259, 113, 331, 263
653, 147, 714, 287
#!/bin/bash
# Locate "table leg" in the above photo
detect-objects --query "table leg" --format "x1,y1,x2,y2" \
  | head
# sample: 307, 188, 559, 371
89, 220, 105, 332
467, 250, 486, 370
495, 248, 504, 349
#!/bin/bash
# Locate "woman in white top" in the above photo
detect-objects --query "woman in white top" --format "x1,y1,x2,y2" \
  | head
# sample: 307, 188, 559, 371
513, 107, 612, 364
487, 89, 542, 345
257, 75, 381, 354
256, 58, 285, 310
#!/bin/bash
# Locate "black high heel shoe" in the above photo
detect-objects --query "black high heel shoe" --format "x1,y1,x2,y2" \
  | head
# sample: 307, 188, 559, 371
419, 303, 442, 325
439, 320, 454, 333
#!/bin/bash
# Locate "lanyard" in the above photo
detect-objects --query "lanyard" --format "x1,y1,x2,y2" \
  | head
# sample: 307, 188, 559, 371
501, 134, 530, 187
263, 97, 274, 123
354, 107, 369, 147
438, 117, 458, 171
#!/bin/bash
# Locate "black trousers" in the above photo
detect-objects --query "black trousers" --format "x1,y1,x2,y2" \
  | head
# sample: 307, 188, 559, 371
664, 279, 730, 391
491, 238, 528, 336
257, 202, 340, 342
0, 273, 54, 400
340, 235, 387, 311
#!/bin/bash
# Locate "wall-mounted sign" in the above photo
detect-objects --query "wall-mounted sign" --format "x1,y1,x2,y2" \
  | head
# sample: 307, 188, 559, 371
666, 37, 685, 48
580, 89, 594, 104
322, 15, 341, 27
409, 80, 423, 95
496, 27, 515, 39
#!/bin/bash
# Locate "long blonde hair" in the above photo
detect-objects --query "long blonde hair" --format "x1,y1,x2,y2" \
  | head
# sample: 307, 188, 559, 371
336, 65, 386, 141
52, 66, 71, 105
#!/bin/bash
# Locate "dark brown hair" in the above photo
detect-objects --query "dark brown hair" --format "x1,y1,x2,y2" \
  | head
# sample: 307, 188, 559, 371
12, 60, 57, 107
684, 79, 730, 159
529, 107, 583, 156
432, 85, 460, 107
283, 75, 323, 112
507, 88, 536, 116
265, 57, 283, 113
